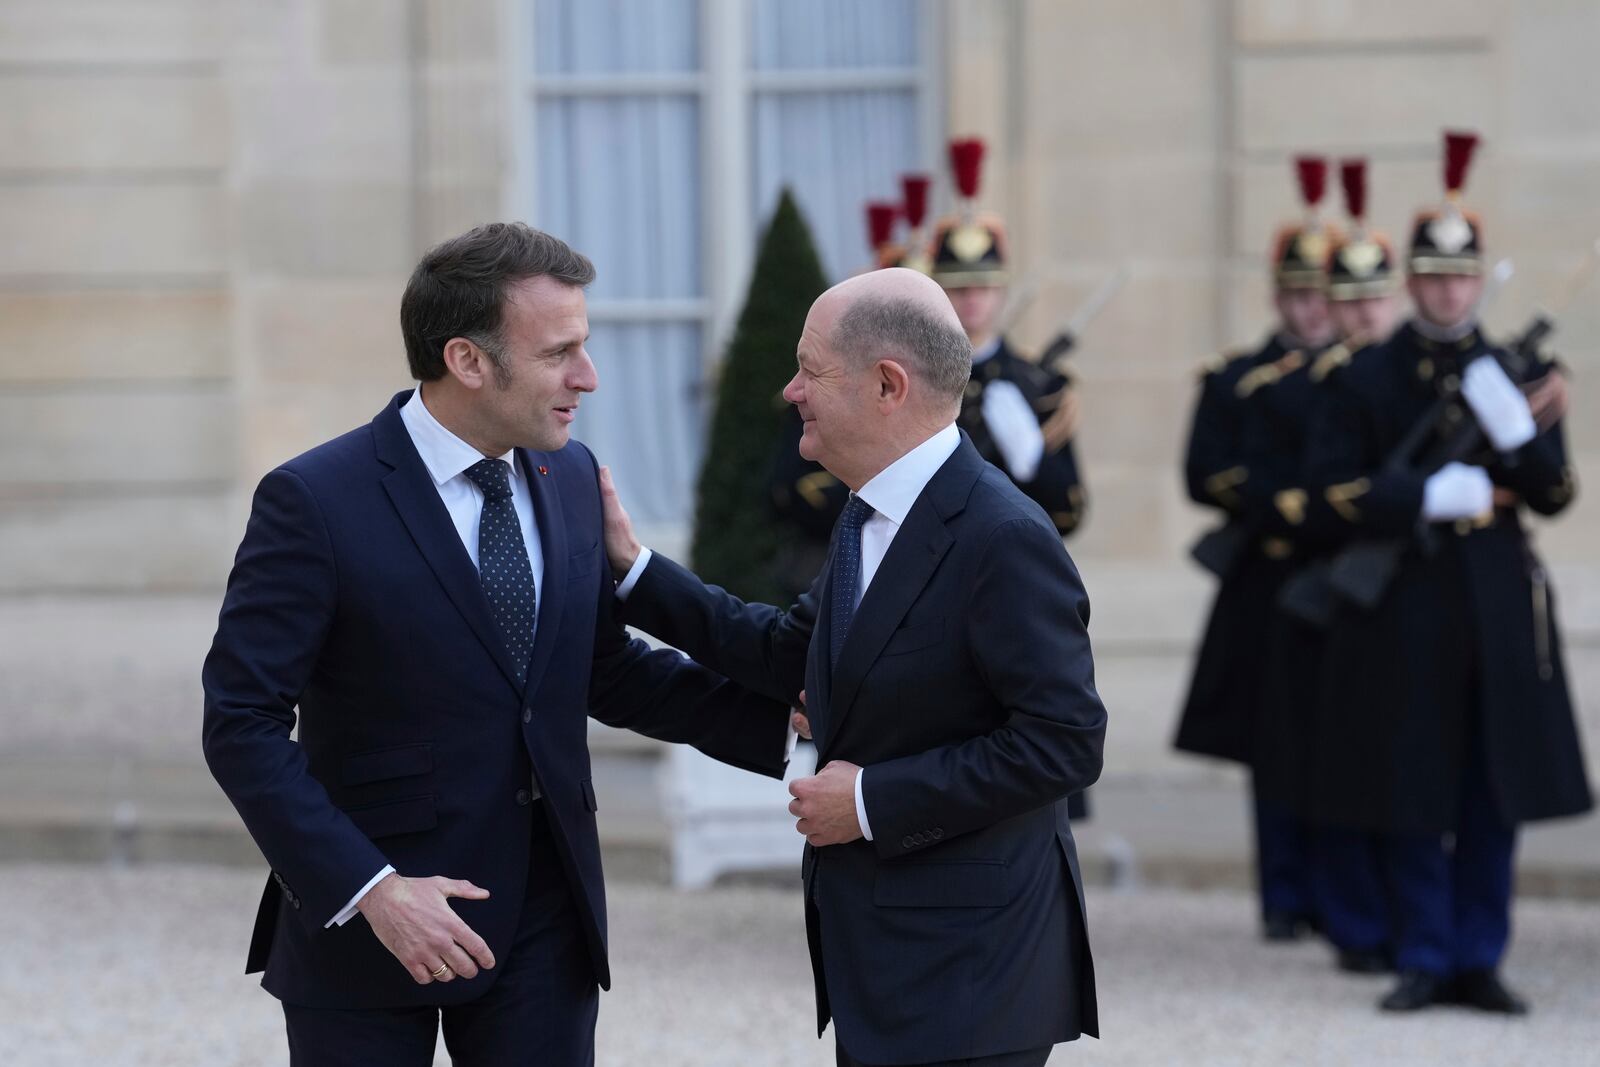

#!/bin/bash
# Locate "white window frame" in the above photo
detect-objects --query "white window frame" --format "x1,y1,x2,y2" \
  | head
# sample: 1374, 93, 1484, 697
507, 0, 945, 365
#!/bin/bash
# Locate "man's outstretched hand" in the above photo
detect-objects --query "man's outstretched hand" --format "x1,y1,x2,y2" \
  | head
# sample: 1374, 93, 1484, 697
598, 466, 642, 578
357, 872, 495, 985
789, 759, 863, 846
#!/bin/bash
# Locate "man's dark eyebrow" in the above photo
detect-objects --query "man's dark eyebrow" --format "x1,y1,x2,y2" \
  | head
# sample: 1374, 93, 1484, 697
545, 333, 588, 356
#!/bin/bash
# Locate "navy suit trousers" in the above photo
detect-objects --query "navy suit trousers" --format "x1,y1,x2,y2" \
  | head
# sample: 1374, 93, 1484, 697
282, 805, 598, 1067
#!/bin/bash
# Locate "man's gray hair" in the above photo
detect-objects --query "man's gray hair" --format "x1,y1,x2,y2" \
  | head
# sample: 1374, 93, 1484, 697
831, 296, 973, 403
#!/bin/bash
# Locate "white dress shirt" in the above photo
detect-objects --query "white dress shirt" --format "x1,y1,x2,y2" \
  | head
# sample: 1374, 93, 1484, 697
327, 388, 548, 928
847, 423, 962, 840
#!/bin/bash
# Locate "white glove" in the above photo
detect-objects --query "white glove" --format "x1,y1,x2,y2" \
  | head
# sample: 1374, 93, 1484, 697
1422, 462, 1494, 521
1460, 358, 1537, 452
980, 379, 1046, 481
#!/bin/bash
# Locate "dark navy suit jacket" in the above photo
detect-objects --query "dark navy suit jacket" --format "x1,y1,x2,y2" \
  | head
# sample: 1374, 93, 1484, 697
621, 435, 1106, 1063
202, 391, 789, 1009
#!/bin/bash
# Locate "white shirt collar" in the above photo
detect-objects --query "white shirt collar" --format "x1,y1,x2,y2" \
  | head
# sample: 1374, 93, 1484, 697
399, 387, 521, 488
854, 423, 961, 527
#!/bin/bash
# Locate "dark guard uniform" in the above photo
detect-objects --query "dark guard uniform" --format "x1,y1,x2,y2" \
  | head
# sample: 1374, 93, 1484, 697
960, 337, 1088, 537
1174, 156, 1338, 936
930, 137, 1089, 540
1260, 159, 1403, 970
1300, 132, 1591, 1011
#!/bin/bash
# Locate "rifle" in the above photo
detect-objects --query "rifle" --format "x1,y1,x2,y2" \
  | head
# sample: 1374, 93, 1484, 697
1277, 260, 1514, 623
1036, 268, 1129, 373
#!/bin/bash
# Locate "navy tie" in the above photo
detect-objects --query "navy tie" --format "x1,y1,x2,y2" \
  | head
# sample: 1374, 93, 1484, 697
830, 494, 875, 670
463, 458, 537, 683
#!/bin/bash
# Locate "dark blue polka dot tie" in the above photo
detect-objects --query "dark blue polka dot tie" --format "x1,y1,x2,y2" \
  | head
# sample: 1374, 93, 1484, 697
464, 458, 536, 683
830, 494, 875, 671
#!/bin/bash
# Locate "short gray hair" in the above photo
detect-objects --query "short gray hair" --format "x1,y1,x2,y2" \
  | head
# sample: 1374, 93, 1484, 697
831, 297, 972, 403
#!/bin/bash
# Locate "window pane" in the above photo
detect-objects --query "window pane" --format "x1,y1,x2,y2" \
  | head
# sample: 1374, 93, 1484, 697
575, 322, 705, 525
534, 0, 700, 76
751, 90, 920, 281
750, 0, 918, 70
536, 96, 702, 301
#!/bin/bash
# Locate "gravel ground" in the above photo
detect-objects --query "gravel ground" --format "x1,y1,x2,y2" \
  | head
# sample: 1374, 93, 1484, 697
1, 864, 1596, 1066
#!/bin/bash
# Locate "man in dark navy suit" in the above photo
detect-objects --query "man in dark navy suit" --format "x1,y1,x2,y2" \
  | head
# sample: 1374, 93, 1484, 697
600, 268, 1107, 1067
201, 223, 791, 1066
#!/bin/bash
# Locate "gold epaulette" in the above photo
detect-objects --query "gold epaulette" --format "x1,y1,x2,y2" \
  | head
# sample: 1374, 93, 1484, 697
795, 471, 840, 511
1236, 350, 1306, 398
1198, 348, 1252, 378
1548, 466, 1578, 507
1310, 343, 1353, 383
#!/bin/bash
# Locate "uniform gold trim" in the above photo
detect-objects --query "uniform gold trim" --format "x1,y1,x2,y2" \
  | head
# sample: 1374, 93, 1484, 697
1274, 489, 1308, 526
934, 268, 1011, 287
795, 471, 840, 511
1311, 344, 1351, 383
1204, 466, 1248, 506
1236, 351, 1305, 397
1408, 255, 1482, 276
1325, 478, 1370, 523
1327, 277, 1397, 300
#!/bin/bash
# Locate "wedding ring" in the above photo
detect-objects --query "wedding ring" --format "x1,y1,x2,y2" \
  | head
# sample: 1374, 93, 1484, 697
430, 963, 452, 979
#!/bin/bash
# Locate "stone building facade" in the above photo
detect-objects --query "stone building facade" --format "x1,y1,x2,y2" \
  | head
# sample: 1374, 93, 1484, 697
2, 1, 1595, 805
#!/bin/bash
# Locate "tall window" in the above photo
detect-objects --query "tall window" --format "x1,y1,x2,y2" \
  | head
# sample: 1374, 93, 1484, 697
522, 0, 938, 527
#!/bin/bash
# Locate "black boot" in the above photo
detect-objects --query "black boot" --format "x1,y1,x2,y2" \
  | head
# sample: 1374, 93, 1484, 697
1380, 970, 1452, 1012
1337, 947, 1393, 975
1262, 911, 1305, 942
1453, 970, 1529, 1015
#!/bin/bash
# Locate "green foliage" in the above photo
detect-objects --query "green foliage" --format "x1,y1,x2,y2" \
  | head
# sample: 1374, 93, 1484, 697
689, 188, 829, 602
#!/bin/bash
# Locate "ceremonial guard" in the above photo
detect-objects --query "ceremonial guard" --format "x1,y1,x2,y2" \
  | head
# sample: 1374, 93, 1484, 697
1252, 158, 1400, 972
1174, 156, 1337, 941
1301, 131, 1592, 1013
930, 138, 1089, 539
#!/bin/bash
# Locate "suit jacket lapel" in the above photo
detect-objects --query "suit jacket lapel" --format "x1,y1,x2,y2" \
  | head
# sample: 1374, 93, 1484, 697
518, 448, 567, 702
808, 545, 839, 748
372, 394, 526, 695
820, 436, 983, 756
823, 508, 953, 756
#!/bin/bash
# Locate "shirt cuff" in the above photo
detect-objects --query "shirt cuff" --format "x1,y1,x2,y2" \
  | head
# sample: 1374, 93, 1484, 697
614, 546, 653, 600
784, 719, 799, 764
854, 768, 873, 842
327, 864, 395, 928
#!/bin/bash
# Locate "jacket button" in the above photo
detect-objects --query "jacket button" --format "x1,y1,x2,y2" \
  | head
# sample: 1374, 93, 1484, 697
931, 828, 944, 840
522, 708, 532, 724
901, 835, 915, 849
515, 788, 532, 806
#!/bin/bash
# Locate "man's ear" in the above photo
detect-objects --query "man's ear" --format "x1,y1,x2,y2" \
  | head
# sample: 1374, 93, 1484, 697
875, 358, 911, 410
442, 337, 489, 390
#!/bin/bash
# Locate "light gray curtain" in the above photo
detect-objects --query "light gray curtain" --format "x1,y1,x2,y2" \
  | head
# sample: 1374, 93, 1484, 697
531, 0, 923, 524
750, 0, 923, 281
534, 0, 703, 523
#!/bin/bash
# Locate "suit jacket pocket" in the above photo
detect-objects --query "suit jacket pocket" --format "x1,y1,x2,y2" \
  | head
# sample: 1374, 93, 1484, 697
568, 542, 599, 580
873, 859, 1009, 908
879, 619, 945, 657
341, 742, 433, 787
343, 793, 438, 840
